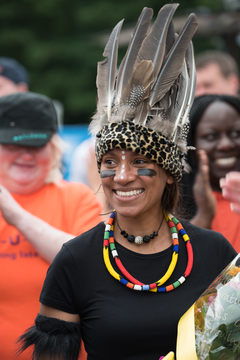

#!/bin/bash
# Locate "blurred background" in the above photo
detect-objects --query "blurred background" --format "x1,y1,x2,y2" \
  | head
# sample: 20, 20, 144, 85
0, 0, 239, 176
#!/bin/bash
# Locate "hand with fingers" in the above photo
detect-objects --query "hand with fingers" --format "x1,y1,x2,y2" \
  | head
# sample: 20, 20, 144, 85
190, 149, 216, 228
220, 171, 240, 215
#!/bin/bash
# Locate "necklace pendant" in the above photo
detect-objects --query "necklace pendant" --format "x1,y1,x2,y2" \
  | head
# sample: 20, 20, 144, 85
135, 236, 143, 245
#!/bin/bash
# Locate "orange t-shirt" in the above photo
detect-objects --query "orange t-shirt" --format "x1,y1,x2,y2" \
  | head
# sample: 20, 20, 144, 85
211, 191, 240, 253
0, 181, 102, 360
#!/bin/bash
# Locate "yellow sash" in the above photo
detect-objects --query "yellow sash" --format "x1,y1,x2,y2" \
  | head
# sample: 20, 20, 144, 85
176, 304, 198, 360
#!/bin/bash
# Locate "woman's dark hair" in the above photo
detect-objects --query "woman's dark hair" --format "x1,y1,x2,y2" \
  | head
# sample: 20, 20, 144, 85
161, 181, 180, 215
181, 94, 240, 220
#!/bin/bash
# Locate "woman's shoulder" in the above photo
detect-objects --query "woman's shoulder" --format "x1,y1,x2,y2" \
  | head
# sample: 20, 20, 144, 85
181, 219, 237, 261
182, 219, 226, 242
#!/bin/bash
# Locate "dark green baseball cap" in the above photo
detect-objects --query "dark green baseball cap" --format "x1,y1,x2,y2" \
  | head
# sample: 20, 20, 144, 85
0, 92, 58, 147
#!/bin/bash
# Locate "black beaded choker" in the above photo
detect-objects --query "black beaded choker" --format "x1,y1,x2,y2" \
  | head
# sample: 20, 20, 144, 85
116, 215, 164, 245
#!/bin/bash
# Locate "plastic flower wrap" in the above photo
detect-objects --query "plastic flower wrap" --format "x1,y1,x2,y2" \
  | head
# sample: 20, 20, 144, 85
160, 253, 240, 360
194, 253, 240, 360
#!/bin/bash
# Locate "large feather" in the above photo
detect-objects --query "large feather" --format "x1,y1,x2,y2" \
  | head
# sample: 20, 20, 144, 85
90, 19, 124, 135
96, 19, 124, 120
111, 60, 154, 123
137, 3, 179, 80
172, 41, 196, 142
121, 59, 154, 107
115, 7, 153, 105
149, 13, 198, 107
164, 21, 176, 58
170, 60, 189, 138
133, 99, 149, 125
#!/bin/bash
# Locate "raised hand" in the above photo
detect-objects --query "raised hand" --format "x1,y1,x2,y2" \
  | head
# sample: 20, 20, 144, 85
220, 171, 240, 215
191, 149, 216, 228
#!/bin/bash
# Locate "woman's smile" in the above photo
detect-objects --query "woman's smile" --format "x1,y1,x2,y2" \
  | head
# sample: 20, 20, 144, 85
113, 188, 144, 199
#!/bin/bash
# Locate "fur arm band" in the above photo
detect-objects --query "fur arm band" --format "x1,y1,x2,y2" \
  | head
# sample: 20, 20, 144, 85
18, 314, 81, 359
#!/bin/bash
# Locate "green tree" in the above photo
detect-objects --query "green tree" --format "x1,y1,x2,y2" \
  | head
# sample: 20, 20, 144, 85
0, 0, 238, 124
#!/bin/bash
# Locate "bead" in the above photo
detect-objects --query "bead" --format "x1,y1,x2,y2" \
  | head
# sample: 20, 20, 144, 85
133, 284, 142, 291
183, 234, 190, 241
173, 245, 179, 252
135, 236, 143, 244
143, 235, 150, 243
150, 283, 157, 289
105, 224, 111, 231
109, 243, 116, 251
120, 278, 128, 285
103, 239, 109, 247
127, 235, 135, 242
179, 229, 186, 236
178, 276, 186, 284
142, 285, 150, 291
173, 280, 181, 288
112, 250, 118, 258
157, 287, 166, 293
166, 284, 174, 292
104, 231, 109, 239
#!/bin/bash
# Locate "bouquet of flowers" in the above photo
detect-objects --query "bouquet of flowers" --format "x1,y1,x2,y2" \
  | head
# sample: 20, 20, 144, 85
194, 253, 240, 360
160, 253, 240, 360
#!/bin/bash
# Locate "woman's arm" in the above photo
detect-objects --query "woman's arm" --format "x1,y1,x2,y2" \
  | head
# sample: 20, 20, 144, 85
19, 304, 81, 360
0, 185, 77, 262
40, 303, 80, 322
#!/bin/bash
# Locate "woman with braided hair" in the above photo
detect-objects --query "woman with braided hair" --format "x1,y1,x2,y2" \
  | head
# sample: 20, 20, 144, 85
181, 94, 240, 252
19, 5, 236, 360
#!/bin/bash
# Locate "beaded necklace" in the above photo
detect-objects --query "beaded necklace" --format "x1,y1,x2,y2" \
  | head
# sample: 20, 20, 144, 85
103, 211, 193, 293
116, 215, 164, 245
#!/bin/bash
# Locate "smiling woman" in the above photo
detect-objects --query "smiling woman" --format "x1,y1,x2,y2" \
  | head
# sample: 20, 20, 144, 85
181, 94, 240, 252
19, 5, 237, 360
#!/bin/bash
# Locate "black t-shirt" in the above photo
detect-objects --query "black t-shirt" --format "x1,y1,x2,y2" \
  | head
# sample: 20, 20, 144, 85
40, 221, 236, 360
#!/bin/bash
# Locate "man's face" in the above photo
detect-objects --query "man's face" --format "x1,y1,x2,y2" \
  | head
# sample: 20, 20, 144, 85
195, 63, 238, 97
0, 76, 28, 97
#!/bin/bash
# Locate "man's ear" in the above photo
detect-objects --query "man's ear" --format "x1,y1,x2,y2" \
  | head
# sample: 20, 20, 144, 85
16, 83, 29, 92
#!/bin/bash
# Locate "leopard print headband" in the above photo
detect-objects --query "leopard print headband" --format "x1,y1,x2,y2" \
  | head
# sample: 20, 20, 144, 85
95, 120, 184, 181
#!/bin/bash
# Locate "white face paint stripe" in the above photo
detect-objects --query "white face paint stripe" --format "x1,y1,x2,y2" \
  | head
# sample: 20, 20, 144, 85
119, 150, 126, 179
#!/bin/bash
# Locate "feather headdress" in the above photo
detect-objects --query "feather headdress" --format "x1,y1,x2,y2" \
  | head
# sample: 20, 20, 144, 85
90, 4, 198, 181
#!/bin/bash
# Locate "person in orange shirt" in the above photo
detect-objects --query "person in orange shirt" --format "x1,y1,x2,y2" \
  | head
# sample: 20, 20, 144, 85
180, 94, 240, 252
0, 92, 101, 359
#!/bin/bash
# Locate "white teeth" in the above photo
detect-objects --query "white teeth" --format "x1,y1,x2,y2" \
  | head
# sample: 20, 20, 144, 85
215, 157, 237, 167
115, 189, 143, 197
